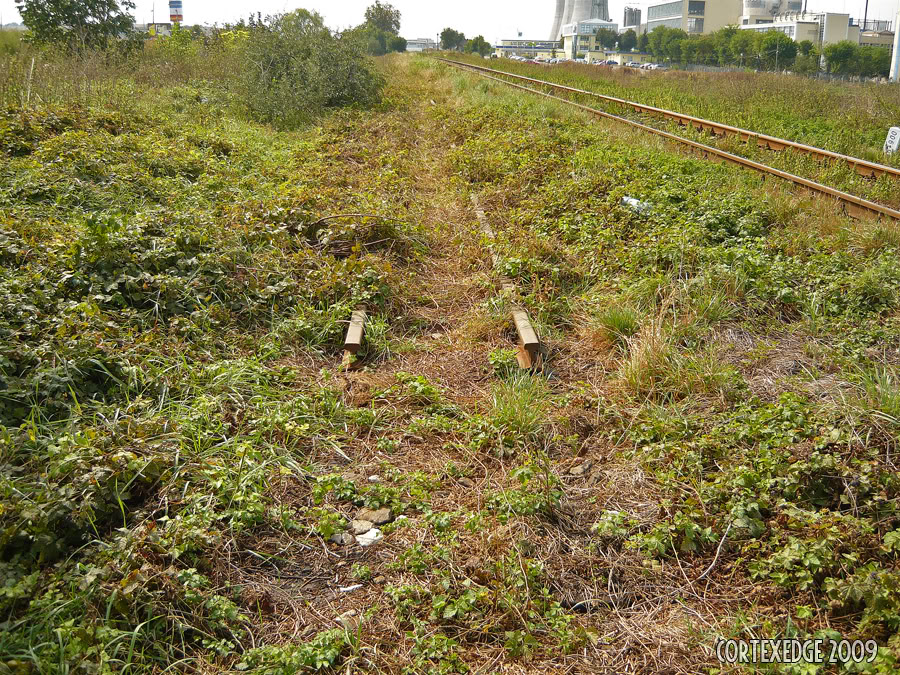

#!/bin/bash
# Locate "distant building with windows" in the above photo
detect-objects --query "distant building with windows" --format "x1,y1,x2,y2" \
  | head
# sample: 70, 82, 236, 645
738, 12, 859, 48
494, 39, 564, 59
562, 18, 619, 58
739, 0, 803, 26
405, 38, 437, 52
859, 29, 895, 52
646, 0, 741, 35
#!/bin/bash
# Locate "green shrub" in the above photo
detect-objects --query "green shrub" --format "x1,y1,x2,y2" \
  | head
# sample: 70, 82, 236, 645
241, 11, 383, 129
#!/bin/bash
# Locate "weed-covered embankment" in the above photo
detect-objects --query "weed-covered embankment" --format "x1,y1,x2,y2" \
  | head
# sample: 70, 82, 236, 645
0, 57, 421, 668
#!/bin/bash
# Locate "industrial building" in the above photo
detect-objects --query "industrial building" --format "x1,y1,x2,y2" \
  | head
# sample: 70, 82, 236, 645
859, 30, 895, 50
739, 0, 802, 25
646, 0, 742, 35
561, 18, 620, 59
406, 38, 437, 52
494, 39, 565, 59
623, 7, 642, 32
738, 12, 860, 48
550, 0, 611, 40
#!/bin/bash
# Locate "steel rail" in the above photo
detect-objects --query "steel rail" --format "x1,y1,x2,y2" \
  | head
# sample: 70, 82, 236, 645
438, 58, 900, 223
438, 58, 900, 182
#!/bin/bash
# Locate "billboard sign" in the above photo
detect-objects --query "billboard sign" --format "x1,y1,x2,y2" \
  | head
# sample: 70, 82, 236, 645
169, 0, 183, 23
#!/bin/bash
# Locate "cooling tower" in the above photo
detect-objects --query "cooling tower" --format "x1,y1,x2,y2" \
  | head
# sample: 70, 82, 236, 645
572, 0, 609, 21
550, 0, 567, 41
552, 0, 611, 39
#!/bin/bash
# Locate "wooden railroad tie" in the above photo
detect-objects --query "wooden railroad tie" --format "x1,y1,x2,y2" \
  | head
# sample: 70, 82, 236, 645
471, 194, 543, 371
341, 308, 367, 369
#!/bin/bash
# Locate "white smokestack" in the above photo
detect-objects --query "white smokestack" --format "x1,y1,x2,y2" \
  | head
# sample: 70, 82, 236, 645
891, 7, 900, 81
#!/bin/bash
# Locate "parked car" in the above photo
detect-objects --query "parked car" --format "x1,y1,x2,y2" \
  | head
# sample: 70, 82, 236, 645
625, 61, 642, 67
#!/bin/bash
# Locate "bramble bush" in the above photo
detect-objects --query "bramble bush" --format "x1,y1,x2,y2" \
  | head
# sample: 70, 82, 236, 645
240, 11, 383, 129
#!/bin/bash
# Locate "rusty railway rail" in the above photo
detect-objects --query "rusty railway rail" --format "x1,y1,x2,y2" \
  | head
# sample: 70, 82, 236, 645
438, 58, 900, 182
438, 58, 900, 223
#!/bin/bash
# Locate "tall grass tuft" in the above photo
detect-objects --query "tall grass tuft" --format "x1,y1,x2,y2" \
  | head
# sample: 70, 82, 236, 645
490, 373, 550, 439
860, 367, 900, 425
594, 304, 641, 348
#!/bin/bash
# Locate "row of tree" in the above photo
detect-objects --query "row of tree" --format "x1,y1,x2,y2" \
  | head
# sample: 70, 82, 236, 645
440, 28, 491, 57
13, 0, 411, 57
636, 25, 892, 77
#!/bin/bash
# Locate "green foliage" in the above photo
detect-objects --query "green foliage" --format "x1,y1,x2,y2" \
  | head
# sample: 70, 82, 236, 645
364, 1, 401, 35
824, 40, 892, 77
350, 23, 407, 56
618, 29, 637, 52
440, 28, 466, 51
595, 28, 618, 50
237, 629, 355, 672
17, 0, 137, 51
488, 347, 519, 380
465, 35, 491, 57
240, 10, 383, 129
758, 30, 797, 70
406, 629, 467, 674
749, 536, 839, 591
488, 460, 562, 522
825, 565, 900, 634
647, 26, 688, 62
0, 29, 23, 55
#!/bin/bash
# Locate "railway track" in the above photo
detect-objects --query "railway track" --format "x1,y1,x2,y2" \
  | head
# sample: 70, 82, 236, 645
439, 58, 900, 182
437, 58, 900, 223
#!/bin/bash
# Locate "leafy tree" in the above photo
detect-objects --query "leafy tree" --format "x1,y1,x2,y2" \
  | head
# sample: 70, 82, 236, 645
636, 32, 649, 52
647, 26, 687, 61
617, 29, 637, 52
823, 42, 891, 77
388, 35, 407, 52
364, 27, 388, 56
364, 1, 400, 35
797, 39, 814, 56
466, 35, 491, 57
16, 0, 137, 50
350, 3, 406, 57
852, 45, 890, 77
712, 25, 738, 64
794, 49, 820, 75
728, 30, 757, 67
691, 33, 717, 64
823, 40, 857, 74
758, 31, 796, 70
440, 27, 466, 51
596, 28, 618, 50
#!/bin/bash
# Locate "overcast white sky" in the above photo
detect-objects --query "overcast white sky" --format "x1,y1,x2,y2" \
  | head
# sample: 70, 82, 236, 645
2, 0, 899, 42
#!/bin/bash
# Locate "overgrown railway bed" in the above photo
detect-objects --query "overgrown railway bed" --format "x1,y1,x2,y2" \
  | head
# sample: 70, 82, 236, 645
438, 57, 900, 223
